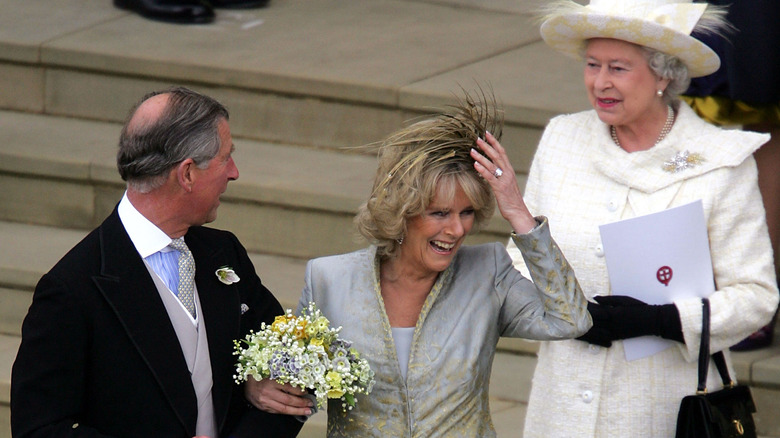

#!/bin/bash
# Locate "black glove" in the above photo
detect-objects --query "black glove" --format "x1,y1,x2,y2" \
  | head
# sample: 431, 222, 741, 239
576, 295, 683, 348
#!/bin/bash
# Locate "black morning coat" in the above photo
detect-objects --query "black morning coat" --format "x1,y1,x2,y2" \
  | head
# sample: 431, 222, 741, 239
11, 208, 302, 438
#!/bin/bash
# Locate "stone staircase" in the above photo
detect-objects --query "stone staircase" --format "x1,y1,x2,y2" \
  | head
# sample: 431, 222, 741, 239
1, 0, 779, 437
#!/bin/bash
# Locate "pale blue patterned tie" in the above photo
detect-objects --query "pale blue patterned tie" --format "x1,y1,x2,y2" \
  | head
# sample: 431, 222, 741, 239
169, 237, 196, 317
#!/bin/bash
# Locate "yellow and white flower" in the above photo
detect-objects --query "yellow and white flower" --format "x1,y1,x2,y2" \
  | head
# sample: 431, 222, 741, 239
233, 302, 375, 412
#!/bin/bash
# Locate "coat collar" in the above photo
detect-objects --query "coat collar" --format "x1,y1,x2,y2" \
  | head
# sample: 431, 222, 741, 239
592, 102, 770, 193
368, 245, 453, 362
92, 209, 239, 435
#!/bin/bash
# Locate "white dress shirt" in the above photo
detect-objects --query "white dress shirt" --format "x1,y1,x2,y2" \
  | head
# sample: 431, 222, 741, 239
117, 192, 198, 324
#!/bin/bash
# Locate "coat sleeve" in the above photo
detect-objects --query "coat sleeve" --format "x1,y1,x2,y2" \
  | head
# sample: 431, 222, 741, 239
675, 156, 779, 360
225, 231, 304, 438
498, 217, 592, 340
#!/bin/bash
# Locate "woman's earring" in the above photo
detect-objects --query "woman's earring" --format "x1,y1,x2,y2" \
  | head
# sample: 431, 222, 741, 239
657, 89, 663, 97
397, 236, 404, 245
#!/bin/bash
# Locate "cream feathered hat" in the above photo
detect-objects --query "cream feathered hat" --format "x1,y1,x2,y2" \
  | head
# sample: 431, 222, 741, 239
539, 0, 726, 77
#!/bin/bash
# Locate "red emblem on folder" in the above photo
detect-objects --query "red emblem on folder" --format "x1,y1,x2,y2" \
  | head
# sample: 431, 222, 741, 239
656, 266, 673, 286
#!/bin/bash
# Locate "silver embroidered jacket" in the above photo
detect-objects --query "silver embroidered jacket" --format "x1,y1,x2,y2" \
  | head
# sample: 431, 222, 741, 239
297, 218, 591, 437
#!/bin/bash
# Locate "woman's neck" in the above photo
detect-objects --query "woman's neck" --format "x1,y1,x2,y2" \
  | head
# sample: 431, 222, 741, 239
611, 103, 675, 152
380, 258, 438, 327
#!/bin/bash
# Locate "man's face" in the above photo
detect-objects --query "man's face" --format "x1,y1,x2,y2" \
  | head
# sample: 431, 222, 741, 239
189, 118, 239, 225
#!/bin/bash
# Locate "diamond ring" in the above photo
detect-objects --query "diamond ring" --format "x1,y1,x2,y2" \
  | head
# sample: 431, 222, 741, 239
493, 167, 503, 178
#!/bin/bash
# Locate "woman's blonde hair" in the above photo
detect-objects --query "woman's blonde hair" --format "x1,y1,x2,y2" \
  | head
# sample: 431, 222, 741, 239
355, 91, 503, 259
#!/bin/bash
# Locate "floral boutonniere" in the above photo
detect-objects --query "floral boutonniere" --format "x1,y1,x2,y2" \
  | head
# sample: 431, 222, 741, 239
216, 266, 240, 285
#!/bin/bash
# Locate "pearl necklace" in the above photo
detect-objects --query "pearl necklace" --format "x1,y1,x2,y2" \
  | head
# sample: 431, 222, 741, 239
611, 105, 675, 149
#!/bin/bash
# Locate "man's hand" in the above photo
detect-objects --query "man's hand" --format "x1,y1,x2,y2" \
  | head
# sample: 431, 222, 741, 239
244, 376, 314, 417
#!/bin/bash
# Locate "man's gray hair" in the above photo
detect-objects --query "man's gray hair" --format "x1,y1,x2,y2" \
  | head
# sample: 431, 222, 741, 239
117, 86, 229, 193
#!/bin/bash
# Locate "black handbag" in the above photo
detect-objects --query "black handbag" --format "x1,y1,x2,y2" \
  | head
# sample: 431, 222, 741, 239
675, 298, 757, 438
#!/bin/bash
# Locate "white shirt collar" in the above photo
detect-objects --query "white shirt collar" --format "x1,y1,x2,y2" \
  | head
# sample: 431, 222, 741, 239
117, 192, 175, 258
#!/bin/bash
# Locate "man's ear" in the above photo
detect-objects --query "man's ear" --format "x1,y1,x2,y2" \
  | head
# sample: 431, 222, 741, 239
176, 159, 196, 192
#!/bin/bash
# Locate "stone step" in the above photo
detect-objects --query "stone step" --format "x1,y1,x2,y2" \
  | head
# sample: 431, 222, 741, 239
0, 110, 516, 261
0, 0, 590, 158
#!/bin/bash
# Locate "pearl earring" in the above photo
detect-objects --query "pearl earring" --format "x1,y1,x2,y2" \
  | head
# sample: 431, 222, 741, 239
657, 89, 663, 97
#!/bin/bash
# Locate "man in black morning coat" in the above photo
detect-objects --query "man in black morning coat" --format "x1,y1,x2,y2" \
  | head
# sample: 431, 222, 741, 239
11, 87, 312, 438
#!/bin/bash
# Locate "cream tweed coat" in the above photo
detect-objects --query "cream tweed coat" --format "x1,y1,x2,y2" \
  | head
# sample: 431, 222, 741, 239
508, 103, 779, 438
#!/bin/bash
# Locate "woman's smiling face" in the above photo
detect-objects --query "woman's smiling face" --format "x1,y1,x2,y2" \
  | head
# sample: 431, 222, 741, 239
399, 181, 476, 278
584, 38, 668, 129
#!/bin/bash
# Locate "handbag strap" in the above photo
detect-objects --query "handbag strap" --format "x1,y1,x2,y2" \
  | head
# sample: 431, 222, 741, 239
698, 298, 735, 394
697, 299, 711, 393
713, 352, 732, 387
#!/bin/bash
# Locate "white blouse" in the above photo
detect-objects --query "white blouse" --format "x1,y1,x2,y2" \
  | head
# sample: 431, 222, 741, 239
391, 326, 415, 380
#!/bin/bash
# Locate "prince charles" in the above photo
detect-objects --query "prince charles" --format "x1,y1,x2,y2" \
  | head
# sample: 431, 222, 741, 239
11, 87, 311, 437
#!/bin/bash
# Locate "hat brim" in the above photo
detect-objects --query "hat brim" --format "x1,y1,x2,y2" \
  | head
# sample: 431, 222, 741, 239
540, 13, 720, 77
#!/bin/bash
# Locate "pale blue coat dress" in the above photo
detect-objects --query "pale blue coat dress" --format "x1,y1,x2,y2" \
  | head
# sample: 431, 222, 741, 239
298, 218, 591, 437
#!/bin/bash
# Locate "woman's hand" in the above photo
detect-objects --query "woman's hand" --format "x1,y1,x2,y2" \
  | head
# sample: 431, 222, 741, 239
244, 376, 314, 417
471, 131, 537, 234
576, 296, 684, 347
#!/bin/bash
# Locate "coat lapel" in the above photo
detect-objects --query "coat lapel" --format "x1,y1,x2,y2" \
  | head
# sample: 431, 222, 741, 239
185, 228, 242, 433
92, 210, 197, 435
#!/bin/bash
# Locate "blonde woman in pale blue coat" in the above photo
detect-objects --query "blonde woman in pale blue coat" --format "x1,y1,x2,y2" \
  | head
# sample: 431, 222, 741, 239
298, 94, 591, 437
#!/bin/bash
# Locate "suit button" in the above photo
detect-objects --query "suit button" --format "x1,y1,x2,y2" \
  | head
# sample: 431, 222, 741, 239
594, 244, 604, 257
607, 199, 619, 212
582, 390, 594, 403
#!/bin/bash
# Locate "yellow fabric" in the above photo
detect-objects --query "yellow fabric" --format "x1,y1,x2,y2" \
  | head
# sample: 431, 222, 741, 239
681, 95, 780, 126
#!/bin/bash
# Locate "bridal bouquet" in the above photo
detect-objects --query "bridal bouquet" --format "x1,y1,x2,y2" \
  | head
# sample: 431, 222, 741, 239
233, 302, 375, 411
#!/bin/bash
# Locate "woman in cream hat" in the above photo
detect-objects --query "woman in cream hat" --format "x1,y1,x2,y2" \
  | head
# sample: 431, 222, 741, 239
506, 0, 779, 436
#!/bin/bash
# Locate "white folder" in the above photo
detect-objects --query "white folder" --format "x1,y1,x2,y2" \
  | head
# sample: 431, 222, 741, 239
599, 200, 715, 361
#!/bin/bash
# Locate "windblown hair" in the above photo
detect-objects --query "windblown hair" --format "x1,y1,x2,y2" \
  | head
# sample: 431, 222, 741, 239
539, 1, 731, 103
355, 91, 503, 259
117, 86, 229, 193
